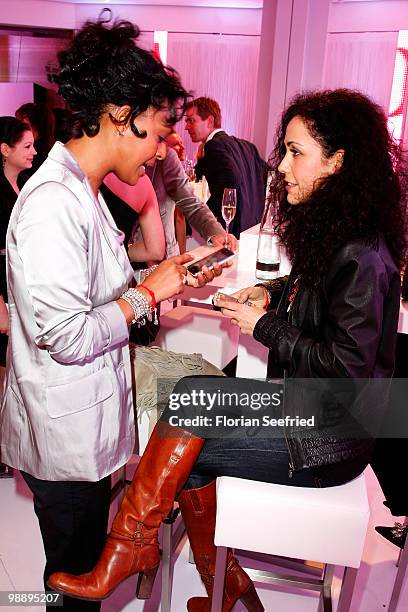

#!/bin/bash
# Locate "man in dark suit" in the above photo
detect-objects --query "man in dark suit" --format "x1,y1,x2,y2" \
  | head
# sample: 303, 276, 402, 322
185, 97, 268, 238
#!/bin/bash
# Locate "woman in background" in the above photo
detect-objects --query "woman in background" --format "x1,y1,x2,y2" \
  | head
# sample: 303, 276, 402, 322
16, 102, 55, 171
0, 117, 36, 478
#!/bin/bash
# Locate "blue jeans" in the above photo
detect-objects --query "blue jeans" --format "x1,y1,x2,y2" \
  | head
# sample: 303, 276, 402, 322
185, 435, 368, 489
160, 375, 369, 490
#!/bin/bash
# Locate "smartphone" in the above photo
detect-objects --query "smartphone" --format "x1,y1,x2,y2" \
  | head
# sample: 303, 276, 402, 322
187, 247, 235, 277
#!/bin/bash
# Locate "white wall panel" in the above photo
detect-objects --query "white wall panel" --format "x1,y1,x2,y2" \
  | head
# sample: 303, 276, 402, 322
167, 32, 260, 160
322, 31, 398, 111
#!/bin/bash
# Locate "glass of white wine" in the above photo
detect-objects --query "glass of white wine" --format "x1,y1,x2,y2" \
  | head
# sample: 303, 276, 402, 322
221, 188, 237, 246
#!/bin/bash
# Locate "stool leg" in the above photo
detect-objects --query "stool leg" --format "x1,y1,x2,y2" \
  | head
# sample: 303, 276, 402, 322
388, 538, 408, 612
160, 522, 173, 612
318, 564, 334, 612
211, 547, 228, 612
337, 567, 358, 612
395, 517, 408, 569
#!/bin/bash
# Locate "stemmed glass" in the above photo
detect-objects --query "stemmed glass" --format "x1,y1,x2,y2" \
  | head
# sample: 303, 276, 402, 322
221, 188, 237, 246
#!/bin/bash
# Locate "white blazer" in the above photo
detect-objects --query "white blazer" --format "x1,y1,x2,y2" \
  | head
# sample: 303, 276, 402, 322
0, 143, 135, 481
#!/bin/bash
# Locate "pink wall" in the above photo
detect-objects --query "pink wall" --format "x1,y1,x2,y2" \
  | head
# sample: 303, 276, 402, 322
329, 0, 408, 33
0, 82, 33, 115
74, 4, 261, 35
255, 0, 330, 158
0, 1, 261, 35
0, 0, 75, 29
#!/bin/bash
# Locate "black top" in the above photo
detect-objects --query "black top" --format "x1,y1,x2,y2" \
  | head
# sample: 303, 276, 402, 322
0, 172, 28, 298
0, 171, 28, 366
99, 182, 139, 247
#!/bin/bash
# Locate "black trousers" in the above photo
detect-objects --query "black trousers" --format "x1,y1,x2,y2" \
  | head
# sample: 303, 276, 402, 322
21, 471, 112, 611
371, 333, 408, 516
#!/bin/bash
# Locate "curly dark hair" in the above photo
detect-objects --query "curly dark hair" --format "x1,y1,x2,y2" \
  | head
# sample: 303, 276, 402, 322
53, 10, 189, 138
268, 89, 408, 287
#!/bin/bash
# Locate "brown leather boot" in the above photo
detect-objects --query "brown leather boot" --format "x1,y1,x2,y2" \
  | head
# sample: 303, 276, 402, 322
47, 421, 204, 601
178, 481, 264, 611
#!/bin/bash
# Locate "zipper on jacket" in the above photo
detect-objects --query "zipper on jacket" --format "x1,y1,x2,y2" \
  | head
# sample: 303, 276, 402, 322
282, 371, 295, 477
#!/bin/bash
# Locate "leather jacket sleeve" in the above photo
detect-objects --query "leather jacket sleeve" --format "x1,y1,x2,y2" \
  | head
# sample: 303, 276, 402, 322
253, 243, 399, 378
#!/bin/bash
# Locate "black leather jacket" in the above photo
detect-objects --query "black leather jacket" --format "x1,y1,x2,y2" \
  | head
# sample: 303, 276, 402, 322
253, 237, 401, 472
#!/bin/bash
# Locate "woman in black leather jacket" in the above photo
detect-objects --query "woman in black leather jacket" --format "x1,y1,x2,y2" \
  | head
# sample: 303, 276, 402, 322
221, 90, 406, 475
49, 90, 407, 611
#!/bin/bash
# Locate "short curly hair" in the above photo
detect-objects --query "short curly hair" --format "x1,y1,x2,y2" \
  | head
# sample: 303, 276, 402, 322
268, 89, 408, 287
54, 11, 189, 138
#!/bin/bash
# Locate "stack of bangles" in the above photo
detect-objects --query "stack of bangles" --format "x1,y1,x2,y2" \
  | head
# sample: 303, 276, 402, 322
121, 284, 158, 326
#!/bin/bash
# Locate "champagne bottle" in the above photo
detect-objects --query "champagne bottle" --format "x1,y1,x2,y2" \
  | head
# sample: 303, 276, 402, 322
256, 172, 280, 280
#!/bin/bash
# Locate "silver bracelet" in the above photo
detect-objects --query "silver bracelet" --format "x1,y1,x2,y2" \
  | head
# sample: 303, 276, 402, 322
144, 264, 159, 277
135, 264, 159, 285
121, 288, 153, 326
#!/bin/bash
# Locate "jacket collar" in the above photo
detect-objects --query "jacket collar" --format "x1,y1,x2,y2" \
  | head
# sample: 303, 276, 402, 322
205, 128, 225, 143
48, 141, 86, 182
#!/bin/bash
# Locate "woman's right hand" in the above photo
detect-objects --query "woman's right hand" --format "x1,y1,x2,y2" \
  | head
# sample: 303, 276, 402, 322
0, 296, 9, 335
232, 286, 269, 310
140, 254, 194, 303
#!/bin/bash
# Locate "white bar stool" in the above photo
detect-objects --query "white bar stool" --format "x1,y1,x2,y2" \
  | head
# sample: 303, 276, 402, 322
211, 472, 370, 611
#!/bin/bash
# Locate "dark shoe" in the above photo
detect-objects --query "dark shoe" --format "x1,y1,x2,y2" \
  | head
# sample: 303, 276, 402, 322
382, 499, 408, 517
375, 523, 408, 549
47, 422, 204, 601
179, 481, 264, 612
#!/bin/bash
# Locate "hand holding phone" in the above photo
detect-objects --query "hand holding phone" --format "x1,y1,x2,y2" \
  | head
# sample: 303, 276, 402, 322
212, 292, 253, 311
187, 247, 235, 277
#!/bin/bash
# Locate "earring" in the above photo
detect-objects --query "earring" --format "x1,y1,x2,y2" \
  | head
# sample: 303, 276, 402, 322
1, 155, 5, 169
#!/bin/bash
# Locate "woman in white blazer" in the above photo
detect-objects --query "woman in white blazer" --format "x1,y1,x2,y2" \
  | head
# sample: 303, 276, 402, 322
0, 14, 222, 611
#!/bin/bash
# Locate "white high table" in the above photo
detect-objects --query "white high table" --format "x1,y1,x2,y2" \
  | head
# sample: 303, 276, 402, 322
178, 225, 292, 379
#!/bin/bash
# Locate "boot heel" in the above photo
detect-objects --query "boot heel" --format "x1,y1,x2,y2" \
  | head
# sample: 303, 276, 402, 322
240, 583, 264, 611
136, 565, 159, 599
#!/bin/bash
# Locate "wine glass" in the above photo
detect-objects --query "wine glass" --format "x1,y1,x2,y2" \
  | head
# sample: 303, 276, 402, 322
221, 188, 237, 246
